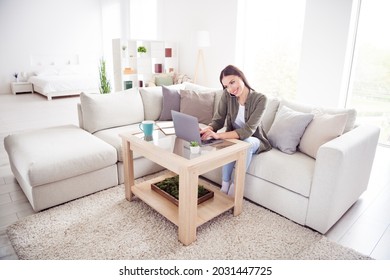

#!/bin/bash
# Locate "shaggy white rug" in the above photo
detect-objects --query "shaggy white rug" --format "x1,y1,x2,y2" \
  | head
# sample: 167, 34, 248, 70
7, 173, 371, 260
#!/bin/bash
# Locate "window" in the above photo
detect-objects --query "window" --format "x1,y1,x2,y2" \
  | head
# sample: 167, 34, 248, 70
347, 0, 390, 146
238, 0, 306, 99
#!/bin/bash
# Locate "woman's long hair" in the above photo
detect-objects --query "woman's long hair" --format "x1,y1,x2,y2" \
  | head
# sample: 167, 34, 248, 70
219, 65, 254, 91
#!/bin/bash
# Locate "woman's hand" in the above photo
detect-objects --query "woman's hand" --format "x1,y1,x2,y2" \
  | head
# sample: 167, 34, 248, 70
200, 126, 220, 140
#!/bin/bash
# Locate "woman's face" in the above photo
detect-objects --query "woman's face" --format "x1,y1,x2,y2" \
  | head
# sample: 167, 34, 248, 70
221, 75, 245, 97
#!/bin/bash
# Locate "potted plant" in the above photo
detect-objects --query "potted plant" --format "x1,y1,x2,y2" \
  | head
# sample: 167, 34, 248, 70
98, 57, 111, 94
189, 141, 200, 154
137, 46, 147, 56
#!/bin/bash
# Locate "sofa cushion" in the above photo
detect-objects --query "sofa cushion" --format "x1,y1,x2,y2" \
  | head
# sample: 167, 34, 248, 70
4, 125, 117, 187
299, 112, 348, 158
159, 86, 181, 121
261, 96, 280, 133
280, 99, 357, 133
139, 87, 164, 120
267, 105, 314, 154
155, 74, 174, 86
213, 90, 224, 115
80, 90, 143, 133
180, 89, 216, 124
93, 124, 144, 162
247, 149, 315, 197
183, 82, 222, 116
140, 84, 185, 120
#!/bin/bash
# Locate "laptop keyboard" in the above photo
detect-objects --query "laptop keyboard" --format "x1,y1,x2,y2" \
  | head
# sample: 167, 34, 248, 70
201, 138, 216, 145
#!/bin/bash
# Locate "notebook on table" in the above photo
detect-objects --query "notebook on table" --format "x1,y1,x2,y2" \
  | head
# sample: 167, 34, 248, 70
171, 110, 223, 146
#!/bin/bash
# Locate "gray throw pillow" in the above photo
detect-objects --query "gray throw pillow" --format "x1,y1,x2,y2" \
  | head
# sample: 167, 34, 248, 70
267, 105, 314, 154
159, 86, 181, 121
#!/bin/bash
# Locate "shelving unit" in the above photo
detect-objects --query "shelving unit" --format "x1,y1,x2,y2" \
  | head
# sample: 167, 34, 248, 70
112, 39, 178, 92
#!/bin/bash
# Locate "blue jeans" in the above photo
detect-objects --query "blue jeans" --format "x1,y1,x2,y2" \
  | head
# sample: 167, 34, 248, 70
222, 137, 260, 182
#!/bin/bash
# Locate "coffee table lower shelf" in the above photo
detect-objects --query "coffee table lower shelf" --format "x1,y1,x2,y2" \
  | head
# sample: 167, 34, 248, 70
130, 172, 234, 227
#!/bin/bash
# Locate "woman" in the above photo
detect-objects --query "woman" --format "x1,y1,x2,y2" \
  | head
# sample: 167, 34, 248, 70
200, 65, 271, 195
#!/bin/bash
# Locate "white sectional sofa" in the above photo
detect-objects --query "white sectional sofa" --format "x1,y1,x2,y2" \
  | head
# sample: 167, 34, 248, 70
4, 125, 118, 211
4, 82, 380, 234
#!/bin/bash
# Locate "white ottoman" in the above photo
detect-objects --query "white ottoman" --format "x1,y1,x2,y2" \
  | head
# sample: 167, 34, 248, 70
4, 125, 118, 211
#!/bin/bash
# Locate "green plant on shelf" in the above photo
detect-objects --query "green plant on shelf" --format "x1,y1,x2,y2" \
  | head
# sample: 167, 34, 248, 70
137, 46, 147, 53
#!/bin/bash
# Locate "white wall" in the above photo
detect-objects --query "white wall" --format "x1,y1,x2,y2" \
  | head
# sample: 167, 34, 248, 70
161, 0, 238, 88
0, 0, 103, 94
0, 0, 358, 108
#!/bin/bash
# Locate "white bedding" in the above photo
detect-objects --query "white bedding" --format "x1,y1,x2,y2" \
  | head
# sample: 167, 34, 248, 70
29, 74, 98, 94
27, 65, 99, 99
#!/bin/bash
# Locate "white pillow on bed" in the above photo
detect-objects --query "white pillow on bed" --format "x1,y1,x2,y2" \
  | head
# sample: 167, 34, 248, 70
58, 65, 85, 75
34, 67, 59, 76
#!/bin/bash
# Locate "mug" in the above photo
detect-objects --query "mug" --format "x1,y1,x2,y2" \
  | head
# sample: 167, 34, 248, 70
139, 120, 154, 137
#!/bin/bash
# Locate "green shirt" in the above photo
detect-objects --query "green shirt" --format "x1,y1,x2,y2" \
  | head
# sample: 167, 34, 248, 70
209, 89, 272, 153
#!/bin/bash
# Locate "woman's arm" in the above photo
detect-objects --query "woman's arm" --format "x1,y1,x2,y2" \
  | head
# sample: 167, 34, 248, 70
200, 127, 239, 140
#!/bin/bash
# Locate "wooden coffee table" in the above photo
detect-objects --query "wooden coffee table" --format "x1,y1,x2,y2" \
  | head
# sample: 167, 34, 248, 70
120, 130, 250, 245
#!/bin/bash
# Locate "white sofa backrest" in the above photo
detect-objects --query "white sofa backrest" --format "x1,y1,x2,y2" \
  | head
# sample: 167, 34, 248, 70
79, 89, 144, 133
184, 84, 280, 133
279, 99, 357, 133
139, 82, 222, 122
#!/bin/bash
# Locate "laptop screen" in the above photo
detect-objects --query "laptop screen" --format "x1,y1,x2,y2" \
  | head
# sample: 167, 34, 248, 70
171, 110, 223, 146
171, 110, 202, 144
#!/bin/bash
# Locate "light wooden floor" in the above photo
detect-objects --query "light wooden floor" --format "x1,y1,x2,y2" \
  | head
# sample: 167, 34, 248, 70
1, 92, 389, 260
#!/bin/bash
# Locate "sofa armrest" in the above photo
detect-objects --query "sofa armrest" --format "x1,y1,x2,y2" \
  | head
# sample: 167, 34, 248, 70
306, 124, 380, 233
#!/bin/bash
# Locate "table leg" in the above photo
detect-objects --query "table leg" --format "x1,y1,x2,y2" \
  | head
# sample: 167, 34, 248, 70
233, 149, 247, 216
178, 169, 198, 245
122, 139, 135, 201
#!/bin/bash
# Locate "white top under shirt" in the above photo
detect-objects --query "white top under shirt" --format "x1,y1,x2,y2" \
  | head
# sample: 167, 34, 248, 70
233, 104, 245, 129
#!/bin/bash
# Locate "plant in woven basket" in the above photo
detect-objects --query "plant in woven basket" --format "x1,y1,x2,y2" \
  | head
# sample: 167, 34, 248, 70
155, 175, 210, 200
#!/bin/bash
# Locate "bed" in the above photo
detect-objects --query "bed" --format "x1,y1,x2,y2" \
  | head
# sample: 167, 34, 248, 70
28, 55, 99, 100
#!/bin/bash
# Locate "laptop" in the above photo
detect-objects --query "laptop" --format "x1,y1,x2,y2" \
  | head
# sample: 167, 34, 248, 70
171, 110, 223, 146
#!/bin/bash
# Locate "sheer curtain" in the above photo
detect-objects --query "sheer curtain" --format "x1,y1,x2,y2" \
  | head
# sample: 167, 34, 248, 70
347, 0, 390, 146
237, 0, 306, 99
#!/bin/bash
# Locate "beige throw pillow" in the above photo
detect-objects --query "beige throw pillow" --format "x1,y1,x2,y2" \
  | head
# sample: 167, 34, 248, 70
80, 89, 144, 133
299, 112, 348, 158
179, 89, 215, 124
